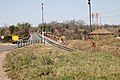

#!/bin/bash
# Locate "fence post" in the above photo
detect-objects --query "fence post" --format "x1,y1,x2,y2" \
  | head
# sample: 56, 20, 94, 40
20, 41, 22, 47
17, 41, 20, 48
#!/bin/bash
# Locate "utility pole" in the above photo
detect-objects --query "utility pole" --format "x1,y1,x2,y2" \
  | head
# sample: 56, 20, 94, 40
100, 17, 101, 26
41, 3, 45, 44
88, 0, 92, 32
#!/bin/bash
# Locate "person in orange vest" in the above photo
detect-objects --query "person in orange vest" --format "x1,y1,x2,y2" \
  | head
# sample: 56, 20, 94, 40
92, 40, 95, 48
91, 39, 96, 51
61, 34, 65, 43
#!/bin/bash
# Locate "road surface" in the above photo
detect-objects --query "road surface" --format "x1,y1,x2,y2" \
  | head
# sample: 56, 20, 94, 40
0, 45, 18, 53
29, 33, 40, 41
0, 33, 40, 53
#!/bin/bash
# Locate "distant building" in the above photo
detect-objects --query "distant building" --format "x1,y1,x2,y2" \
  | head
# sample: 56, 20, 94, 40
89, 28, 114, 40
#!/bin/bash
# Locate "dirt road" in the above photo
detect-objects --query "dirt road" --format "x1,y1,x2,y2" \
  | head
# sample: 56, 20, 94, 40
0, 51, 10, 80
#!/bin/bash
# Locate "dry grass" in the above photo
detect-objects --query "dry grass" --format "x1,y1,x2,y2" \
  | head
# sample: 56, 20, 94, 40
66, 40, 91, 51
66, 38, 120, 57
3, 43, 120, 80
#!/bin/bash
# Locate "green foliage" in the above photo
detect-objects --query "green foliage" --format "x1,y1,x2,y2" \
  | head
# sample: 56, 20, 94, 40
0, 22, 31, 42
38, 23, 53, 34
0, 28, 5, 36
9, 25, 16, 35
3, 35, 12, 43
16, 22, 31, 40
40, 56, 54, 65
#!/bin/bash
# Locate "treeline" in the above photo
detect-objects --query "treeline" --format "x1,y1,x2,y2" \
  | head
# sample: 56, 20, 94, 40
0, 20, 120, 42
38, 20, 90, 39
0, 22, 31, 42
37, 20, 120, 39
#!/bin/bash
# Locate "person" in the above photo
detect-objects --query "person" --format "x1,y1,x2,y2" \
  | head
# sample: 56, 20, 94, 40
91, 39, 96, 51
61, 35, 65, 44
92, 40, 96, 48
82, 36, 84, 40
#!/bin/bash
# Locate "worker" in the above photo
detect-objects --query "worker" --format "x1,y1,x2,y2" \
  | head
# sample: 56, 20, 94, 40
61, 35, 65, 44
91, 39, 96, 51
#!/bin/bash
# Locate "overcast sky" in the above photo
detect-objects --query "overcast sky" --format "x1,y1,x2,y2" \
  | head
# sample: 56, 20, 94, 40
0, 0, 120, 27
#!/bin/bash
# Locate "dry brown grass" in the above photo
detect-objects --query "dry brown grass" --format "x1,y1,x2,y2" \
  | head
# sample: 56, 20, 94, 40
66, 40, 91, 51
66, 38, 120, 57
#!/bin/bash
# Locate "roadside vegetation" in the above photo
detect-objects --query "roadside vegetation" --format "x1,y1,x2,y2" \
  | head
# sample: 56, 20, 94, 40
4, 44, 120, 80
66, 38, 120, 57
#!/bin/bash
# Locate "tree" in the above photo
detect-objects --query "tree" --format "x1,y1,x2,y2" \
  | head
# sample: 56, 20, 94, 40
0, 29, 5, 36
16, 22, 31, 40
9, 25, 16, 34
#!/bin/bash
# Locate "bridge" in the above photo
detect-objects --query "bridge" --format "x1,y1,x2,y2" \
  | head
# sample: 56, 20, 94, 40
0, 33, 75, 53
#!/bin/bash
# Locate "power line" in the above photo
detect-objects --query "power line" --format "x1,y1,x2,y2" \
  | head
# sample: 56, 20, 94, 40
100, 9, 120, 14
102, 15, 120, 18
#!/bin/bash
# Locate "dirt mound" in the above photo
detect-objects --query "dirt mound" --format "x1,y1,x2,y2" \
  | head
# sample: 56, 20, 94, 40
101, 45, 120, 57
66, 40, 92, 51
66, 39, 120, 57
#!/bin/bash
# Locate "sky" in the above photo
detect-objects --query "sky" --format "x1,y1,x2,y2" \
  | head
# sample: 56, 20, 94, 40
0, 0, 120, 27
